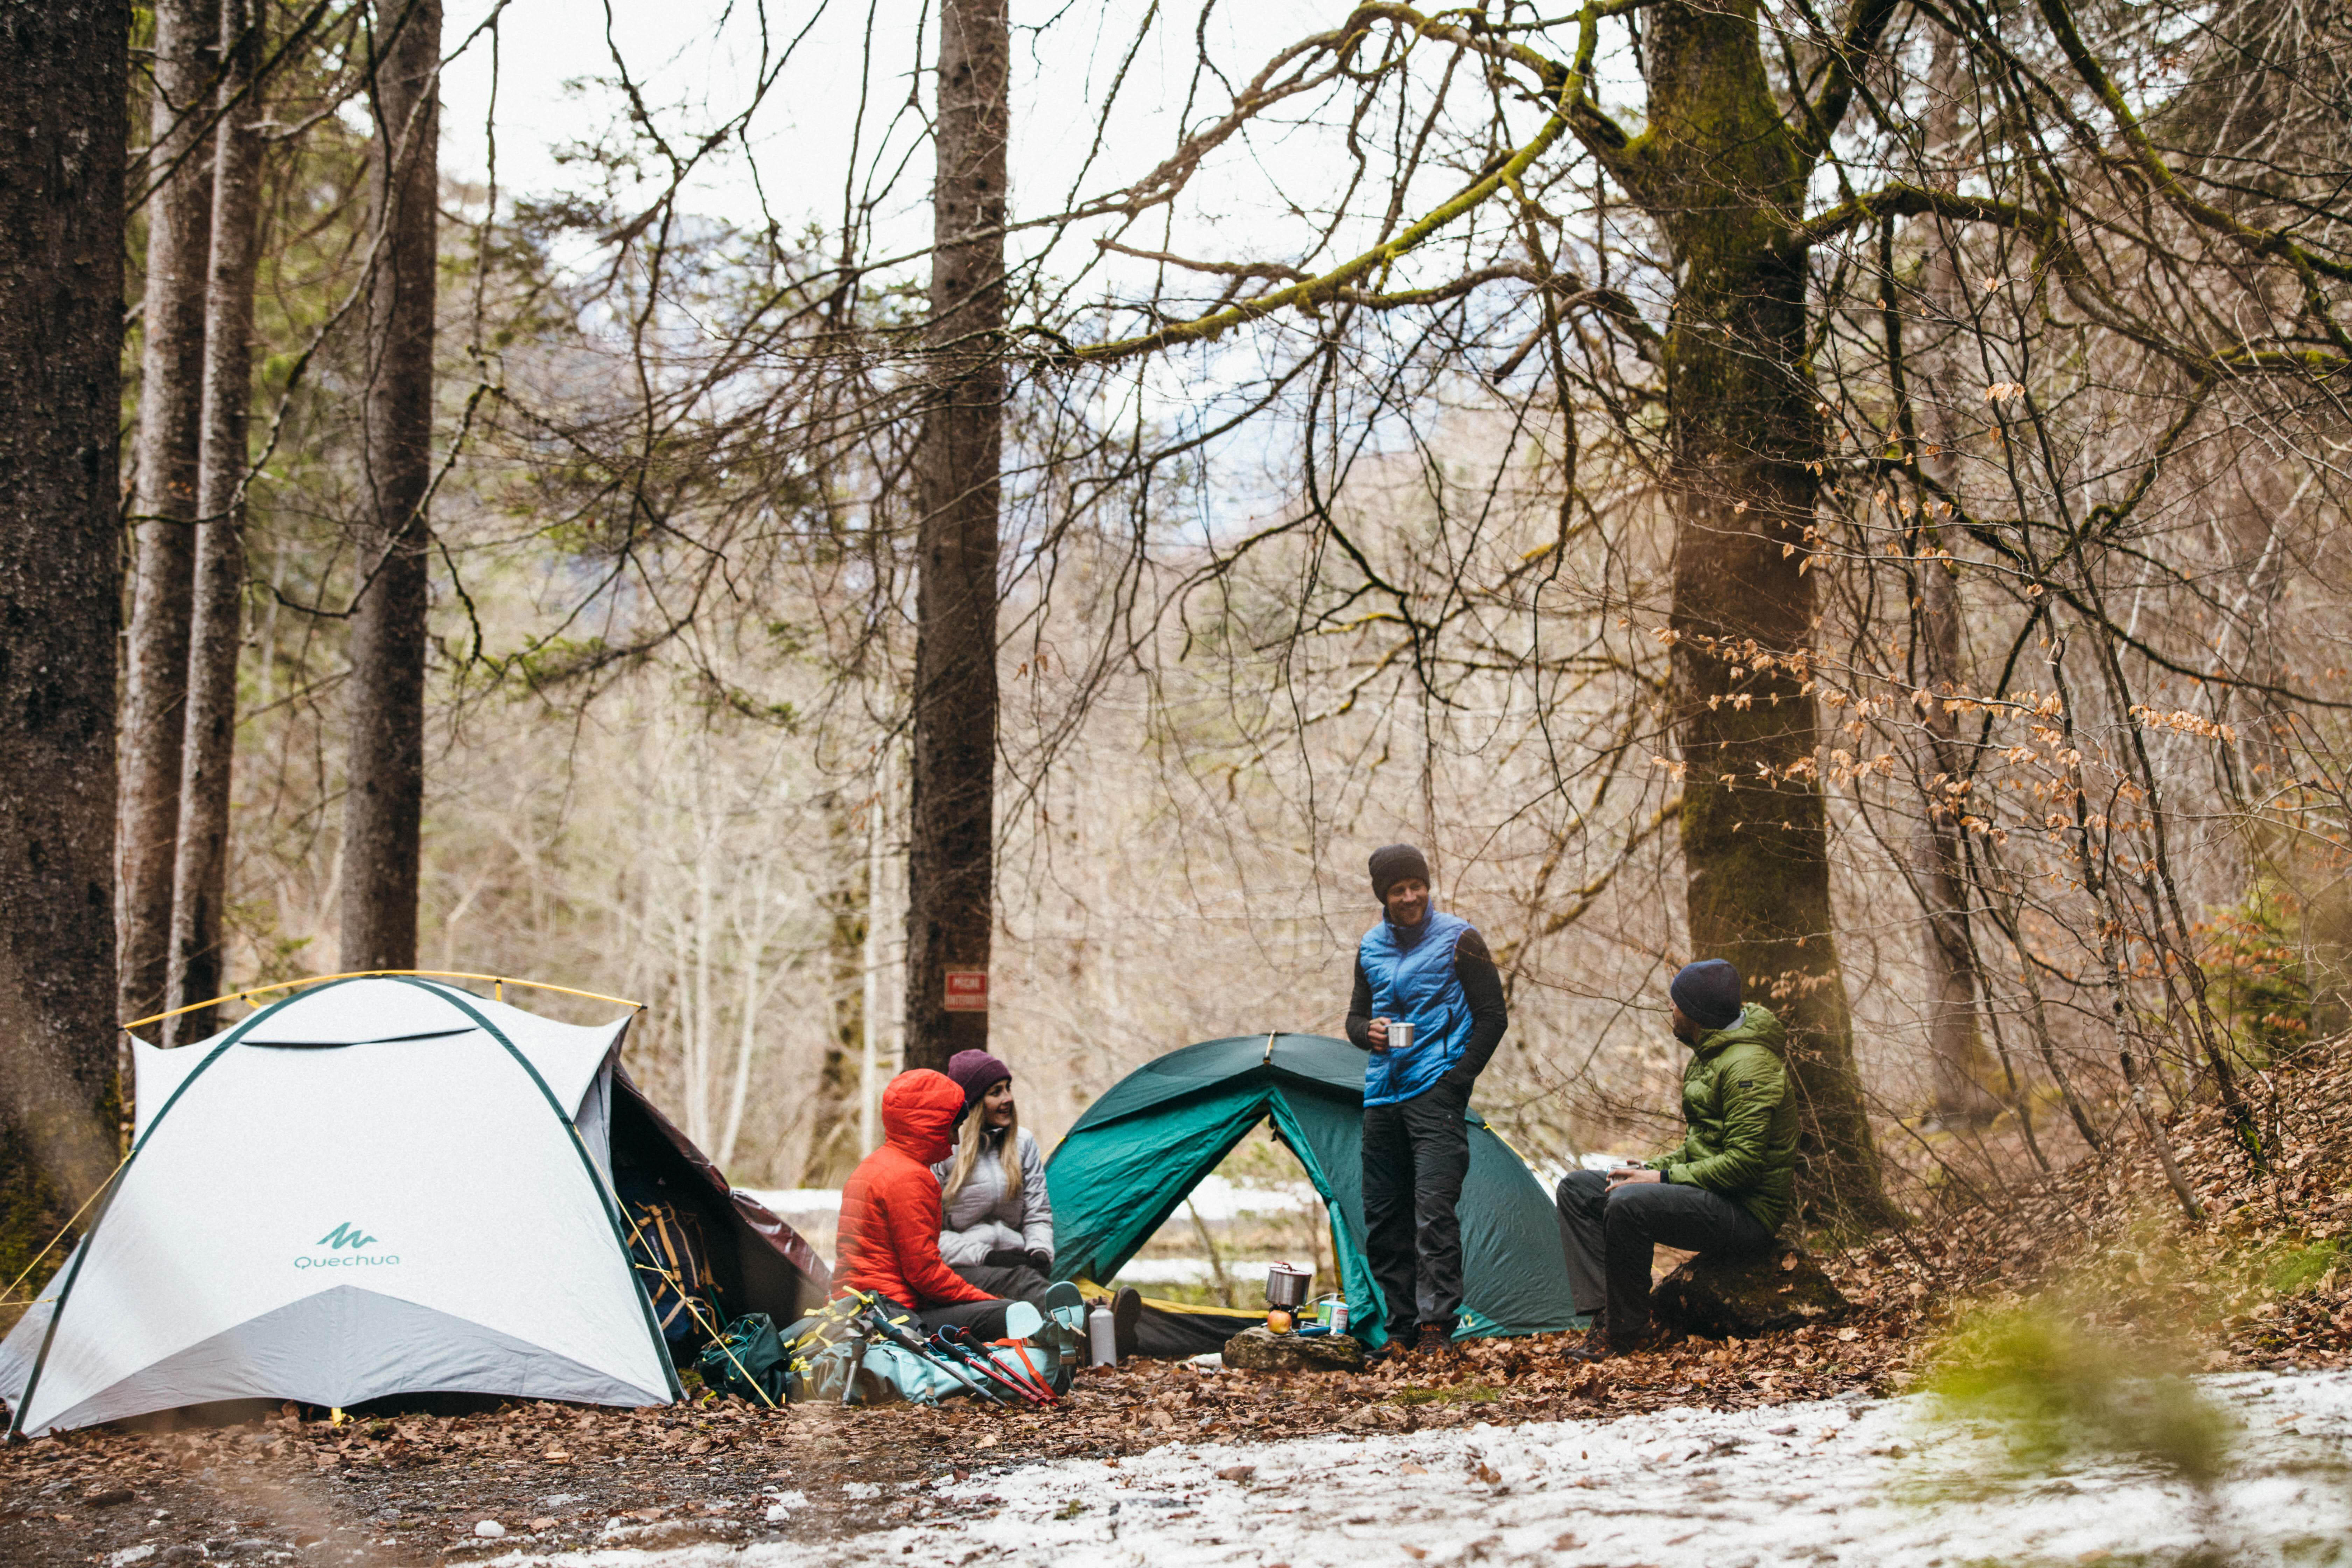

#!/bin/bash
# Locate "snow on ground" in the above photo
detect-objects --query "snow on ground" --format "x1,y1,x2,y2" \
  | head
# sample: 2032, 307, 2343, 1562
489, 1371, 2352, 1568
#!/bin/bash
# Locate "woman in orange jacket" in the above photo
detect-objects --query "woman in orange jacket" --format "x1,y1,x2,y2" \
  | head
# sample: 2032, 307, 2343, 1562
833, 1069, 1022, 1338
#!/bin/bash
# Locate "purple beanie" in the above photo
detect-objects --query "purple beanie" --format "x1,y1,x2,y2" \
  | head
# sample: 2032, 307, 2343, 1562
945, 1049, 1013, 1107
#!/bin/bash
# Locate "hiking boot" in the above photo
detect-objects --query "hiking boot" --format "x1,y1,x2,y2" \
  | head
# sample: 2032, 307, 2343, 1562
1562, 1317, 1614, 1363
1566, 1319, 1666, 1363
1412, 1323, 1458, 1362
1111, 1287, 1143, 1362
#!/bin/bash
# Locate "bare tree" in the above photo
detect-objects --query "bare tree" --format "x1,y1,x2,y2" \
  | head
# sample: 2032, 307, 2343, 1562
119, 0, 219, 1029
339, 0, 438, 971
166, 0, 266, 1042
0, 0, 129, 1288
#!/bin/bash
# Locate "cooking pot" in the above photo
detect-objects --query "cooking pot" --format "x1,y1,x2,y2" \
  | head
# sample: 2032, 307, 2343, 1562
1265, 1262, 1313, 1309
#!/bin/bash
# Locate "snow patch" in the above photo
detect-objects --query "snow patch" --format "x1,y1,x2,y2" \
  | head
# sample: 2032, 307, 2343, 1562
491, 1371, 2352, 1567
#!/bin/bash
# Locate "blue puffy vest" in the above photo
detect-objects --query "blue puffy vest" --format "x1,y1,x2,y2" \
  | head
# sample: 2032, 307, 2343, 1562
1357, 909, 1474, 1107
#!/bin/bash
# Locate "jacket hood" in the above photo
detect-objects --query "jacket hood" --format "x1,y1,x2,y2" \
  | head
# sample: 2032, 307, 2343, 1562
1693, 1001, 1786, 1058
881, 1070, 966, 1165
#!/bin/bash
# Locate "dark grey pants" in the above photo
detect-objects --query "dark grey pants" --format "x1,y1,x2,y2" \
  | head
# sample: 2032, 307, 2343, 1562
1554, 1169, 1772, 1342
911, 1297, 1012, 1339
950, 1262, 1052, 1305
1363, 1081, 1471, 1338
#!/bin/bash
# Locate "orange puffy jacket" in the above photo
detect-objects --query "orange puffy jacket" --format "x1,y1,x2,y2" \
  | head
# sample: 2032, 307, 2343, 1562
833, 1070, 996, 1309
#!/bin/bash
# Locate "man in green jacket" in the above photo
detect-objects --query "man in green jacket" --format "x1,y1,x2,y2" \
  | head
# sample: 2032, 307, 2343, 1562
1555, 959, 1798, 1358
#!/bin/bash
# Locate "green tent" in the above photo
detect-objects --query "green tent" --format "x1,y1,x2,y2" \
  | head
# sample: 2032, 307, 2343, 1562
1045, 1032, 1580, 1353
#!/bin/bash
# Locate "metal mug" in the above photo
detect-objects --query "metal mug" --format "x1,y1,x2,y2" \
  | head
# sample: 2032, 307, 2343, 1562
1388, 1019, 1414, 1053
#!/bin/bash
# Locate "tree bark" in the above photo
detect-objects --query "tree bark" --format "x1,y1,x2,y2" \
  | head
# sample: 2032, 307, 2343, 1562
903, 0, 1007, 1074
338, 0, 438, 972
164, 0, 264, 1045
1907, 28, 2000, 1129
118, 0, 218, 1030
1640, 1, 1895, 1225
805, 790, 869, 1184
0, 0, 130, 1294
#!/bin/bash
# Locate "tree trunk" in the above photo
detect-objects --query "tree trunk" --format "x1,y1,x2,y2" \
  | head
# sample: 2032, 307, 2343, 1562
118, 0, 219, 1030
903, 0, 1007, 1074
164, 0, 264, 1045
0, 0, 130, 1297
338, 0, 438, 972
1908, 28, 2000, 1129
1642, 2, 1894, 1226
805, 790, 869, 1184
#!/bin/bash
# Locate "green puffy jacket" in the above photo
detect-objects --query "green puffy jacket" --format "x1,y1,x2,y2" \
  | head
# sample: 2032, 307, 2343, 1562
1646, 1002, 1799, 1233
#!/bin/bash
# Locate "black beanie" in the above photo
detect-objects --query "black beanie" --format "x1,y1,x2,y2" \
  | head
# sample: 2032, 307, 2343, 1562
1670, 959, 1743, 1031
1368, 844, 1432, 903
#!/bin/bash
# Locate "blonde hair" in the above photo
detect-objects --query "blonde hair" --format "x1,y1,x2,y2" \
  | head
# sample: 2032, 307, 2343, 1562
940, 1098, 1018, 1208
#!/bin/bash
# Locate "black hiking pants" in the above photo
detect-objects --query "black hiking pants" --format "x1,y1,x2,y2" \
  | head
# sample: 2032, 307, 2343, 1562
1554, 1169, 1772, 1344
1363, 1079, 1471, 1340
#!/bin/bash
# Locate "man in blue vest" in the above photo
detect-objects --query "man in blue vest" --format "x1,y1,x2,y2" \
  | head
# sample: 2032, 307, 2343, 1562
1346, 844, 1508, 1358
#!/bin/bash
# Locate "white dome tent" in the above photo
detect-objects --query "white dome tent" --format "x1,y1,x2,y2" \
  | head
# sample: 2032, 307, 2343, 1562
0, 974, 823, 1437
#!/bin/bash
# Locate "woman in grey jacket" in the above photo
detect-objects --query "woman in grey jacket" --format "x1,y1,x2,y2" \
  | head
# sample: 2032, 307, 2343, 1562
932, 1050, 1054, 1301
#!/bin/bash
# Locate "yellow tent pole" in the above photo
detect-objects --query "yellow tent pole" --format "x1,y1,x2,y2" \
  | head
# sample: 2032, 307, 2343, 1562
122, 970, 645, 1038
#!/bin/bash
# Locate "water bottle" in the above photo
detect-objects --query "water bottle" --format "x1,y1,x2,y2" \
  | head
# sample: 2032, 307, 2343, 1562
1087, 1303, 1117, 1366
1329, 1297, 1349, 1337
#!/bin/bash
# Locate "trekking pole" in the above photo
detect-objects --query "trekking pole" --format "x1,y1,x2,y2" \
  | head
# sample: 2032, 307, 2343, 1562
938, 1325, 1058, 1405
854, 1308, 1019, 1404
927, 1326, 1053, 1406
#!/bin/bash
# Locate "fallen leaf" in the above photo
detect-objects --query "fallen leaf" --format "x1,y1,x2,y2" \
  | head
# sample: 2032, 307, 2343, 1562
1215, 1464, 1255, 1481
528, 1517, 558, 1531
1399, 1461, 1428, 1475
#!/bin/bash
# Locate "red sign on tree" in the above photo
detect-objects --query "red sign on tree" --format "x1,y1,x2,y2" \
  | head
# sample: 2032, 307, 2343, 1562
943, 969, 989, 1012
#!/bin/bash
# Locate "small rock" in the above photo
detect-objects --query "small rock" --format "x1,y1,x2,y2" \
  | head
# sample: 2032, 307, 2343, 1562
1650, 1243, 1851, 1338
85, 1486, 136, 1507
1220, 1326, 1365, 1373
472, 1520, 506, 1539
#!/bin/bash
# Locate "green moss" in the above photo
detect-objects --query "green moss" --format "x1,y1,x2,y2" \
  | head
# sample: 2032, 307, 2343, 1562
1388, 1382, 1504, 1406
1923, 1304, 2233, 1484
2261, 1238, 2342, 1296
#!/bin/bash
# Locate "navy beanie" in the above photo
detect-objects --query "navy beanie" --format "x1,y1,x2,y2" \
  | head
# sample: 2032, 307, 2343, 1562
1669, 959, 1743, 1031
1368, 843, 1432, 902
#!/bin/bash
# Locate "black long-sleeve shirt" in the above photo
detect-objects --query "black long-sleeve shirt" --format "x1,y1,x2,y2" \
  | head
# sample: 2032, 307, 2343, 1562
1344, 924, 1508, 1095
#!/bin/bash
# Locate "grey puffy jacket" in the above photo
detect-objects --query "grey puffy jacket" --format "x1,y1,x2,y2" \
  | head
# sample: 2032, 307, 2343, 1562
930, 1127, 1053, 1266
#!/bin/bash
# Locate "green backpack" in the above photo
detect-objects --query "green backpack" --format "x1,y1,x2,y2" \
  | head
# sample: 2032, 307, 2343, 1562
695, 1312, 789, 1406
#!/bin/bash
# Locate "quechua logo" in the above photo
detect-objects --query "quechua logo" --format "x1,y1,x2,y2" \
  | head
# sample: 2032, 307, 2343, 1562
297, 1222, 399, 1270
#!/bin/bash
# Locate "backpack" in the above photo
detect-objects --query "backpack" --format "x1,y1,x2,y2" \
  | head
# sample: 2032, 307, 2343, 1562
622, 1199, 718, 1354
696, 1312, 790, 1406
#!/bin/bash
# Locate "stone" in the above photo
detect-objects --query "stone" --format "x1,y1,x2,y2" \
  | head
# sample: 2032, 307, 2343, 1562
1221, 1326, 1366, 1372
1650, 1242, 1852, 1338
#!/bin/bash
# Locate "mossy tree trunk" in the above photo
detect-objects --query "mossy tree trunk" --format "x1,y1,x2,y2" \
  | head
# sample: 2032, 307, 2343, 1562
1623, 1, 1897, 1225
0, 0, 130, 1306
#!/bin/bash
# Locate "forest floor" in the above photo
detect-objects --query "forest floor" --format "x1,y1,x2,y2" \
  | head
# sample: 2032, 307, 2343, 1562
7, 1046, 2352, 1567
